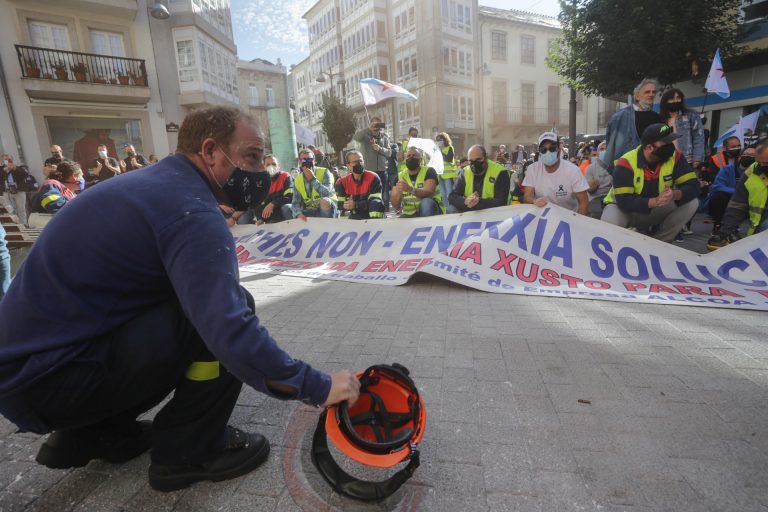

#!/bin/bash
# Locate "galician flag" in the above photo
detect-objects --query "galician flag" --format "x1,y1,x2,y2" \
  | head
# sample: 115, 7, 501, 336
705, 48, 730, 99
360, 78, 417, 106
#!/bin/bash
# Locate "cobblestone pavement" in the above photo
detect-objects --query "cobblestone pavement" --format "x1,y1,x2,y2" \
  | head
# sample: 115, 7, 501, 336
1, 271, 767, 512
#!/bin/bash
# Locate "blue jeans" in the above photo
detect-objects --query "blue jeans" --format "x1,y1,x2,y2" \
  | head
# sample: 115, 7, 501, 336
302, 201, 338, 218
0, 224, 9, 301
438, 176, 456, 207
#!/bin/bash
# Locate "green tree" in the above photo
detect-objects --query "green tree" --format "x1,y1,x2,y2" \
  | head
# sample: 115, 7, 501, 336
320, 93, 356, 164
547, 0, 747, 97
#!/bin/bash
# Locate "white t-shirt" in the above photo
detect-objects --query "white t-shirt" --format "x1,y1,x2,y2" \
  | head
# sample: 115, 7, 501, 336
522, 159, 589, 211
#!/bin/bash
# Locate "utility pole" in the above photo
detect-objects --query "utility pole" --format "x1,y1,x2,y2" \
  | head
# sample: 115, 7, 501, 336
569, 88, 576, 157
567, 0, 577, 158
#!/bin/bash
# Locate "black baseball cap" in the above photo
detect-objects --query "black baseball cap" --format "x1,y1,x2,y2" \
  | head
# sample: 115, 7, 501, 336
641, 123, 681, 146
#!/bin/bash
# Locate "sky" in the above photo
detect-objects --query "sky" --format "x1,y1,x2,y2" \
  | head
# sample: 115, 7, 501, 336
231, 0, 562, 68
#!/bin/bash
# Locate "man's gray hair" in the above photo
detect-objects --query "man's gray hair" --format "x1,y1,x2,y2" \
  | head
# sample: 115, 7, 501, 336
346, 150, 363, 163
633, 78, 660, 97
405, 146, 424, 158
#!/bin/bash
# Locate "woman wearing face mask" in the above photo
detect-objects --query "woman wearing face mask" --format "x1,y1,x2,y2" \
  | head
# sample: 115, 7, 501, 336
659, 89, 705, 170
435, 132, 457, 205
659, 88, 705, 240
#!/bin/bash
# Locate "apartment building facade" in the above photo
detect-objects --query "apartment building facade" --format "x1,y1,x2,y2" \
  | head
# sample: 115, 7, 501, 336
479, 6, 607, 151
292, 0, 616, 160
0, 0, 238, 176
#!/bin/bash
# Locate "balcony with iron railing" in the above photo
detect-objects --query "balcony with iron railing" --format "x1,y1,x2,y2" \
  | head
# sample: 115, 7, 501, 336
15, 44, 151, 104
488, 107, 570, 127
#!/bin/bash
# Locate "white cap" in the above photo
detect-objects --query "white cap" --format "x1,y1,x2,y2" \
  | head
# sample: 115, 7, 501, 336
537, 131, 558, 146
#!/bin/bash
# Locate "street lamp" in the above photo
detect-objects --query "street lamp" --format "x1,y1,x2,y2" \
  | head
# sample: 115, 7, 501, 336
150, 1, 170, 19
316, 68, 346, 99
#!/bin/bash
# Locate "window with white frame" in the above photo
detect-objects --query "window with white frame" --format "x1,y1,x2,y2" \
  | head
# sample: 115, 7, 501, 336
444, 90, 474, 127
440, 0, 472, 34
29, 21, 71, 50
266, 86, 275, 107
491, 31, 506, 61
176, 28, 237, 101
396, 50, 418, 82
398, 101, 420, 133
249, 85, 259, 106
521, 35, 535, 65
175, 39, 197, 84
90, 30, 125, 57
395, 3, 416, 40
442, 44, 472, 80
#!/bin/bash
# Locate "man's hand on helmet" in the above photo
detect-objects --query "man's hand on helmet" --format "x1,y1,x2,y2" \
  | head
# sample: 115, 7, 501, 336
323, 370, 361, 407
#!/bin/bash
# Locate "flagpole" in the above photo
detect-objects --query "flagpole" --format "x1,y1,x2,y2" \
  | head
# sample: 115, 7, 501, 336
699, 88, 709, 118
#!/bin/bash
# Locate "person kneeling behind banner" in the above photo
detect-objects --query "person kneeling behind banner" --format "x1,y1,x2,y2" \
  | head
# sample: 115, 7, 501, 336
335, 150, 385, 220
708, 141, 768, 250
447, 145, 510, 214
601, 123, 700, 243
312, 363, 426, 502
390, 147, 444, 217
291, 149, 338, 220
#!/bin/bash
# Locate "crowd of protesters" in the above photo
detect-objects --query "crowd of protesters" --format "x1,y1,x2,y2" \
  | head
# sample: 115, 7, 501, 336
3, 80, 768, 301
0, 101, 766, 494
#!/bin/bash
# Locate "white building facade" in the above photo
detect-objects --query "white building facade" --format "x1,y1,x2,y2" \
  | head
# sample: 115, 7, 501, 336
292, 0, 614, 160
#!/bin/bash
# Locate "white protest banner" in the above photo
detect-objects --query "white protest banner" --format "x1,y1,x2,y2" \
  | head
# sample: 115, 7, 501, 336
233, 205, 768, 311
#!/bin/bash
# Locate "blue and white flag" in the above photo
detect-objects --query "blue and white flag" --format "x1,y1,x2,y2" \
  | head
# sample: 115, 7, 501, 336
713, 110, 761, 148
705, 49, 730, 99
360, 78, 417, 106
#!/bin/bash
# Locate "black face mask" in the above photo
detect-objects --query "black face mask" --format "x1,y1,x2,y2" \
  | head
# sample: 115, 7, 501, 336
652, 144, 675, 161
666, 102, 682, 112
739, 156, 755, 169
405, 157, 420, 170
726, 149, 742, 159
470, 160, 487, 175
352, 163, 364, 175
222, 168, 270, 209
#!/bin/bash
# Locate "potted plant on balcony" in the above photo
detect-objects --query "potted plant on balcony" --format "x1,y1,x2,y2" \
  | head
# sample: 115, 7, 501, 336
115, 67, 130, 85
129, 71, 147, 86
70, 61, 88, 82
23, 58, 41, 78
52, 60, 68, 80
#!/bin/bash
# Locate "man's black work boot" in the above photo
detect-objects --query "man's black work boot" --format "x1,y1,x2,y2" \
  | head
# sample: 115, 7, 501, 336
148, 426, 270, 492
36, 420, 152, 469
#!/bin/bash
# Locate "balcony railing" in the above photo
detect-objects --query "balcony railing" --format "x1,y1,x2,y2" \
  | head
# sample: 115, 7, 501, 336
488, 107, 569, 127
15, 45, 148, 87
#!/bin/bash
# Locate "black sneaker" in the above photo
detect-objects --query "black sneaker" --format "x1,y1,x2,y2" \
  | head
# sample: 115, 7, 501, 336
36, 420, 152, 469
148, 426, 270, 492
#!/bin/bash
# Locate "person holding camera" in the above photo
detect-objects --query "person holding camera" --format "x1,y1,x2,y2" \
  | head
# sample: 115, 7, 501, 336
1, 154, 38, 226
289, 149, 338, 220
353, 116, 392, 179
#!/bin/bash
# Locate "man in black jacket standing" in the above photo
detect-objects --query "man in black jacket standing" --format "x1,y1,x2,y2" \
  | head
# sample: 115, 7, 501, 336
1, 154, 38, 226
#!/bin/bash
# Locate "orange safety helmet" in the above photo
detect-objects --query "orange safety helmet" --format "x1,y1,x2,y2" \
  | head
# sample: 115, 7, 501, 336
311, 363, 426, 502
